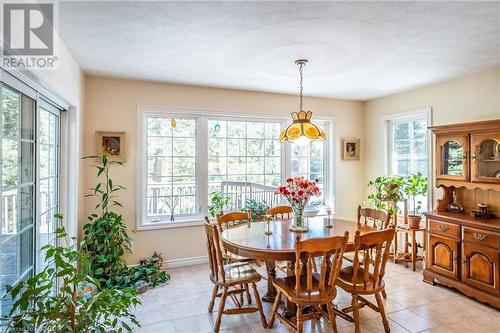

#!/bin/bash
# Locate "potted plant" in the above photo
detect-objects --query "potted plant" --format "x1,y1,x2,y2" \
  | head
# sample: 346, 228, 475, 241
242, 198, 270, 221
0, 214, 141, 332
208, 191, 231, 217
367, 175, 405, 217
82, 155, 169, 289
276, 177, 321, 232
403, 172, 428, 229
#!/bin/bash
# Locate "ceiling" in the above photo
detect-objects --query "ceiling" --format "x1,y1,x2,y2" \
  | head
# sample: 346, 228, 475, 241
59, 1, 500, 100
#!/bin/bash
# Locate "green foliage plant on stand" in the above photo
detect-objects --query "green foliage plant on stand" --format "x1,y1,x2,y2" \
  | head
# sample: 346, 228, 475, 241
208, 191, 231, 218
243, 198, 270, 221
0, 214, 141, 333
403, 172, 428, 229
367, 175, 406, 217
82, 155, 169, 290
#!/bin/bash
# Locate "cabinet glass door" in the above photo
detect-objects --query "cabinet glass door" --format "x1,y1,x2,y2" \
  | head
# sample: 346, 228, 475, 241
438, 136, 469, 181
441, 141, 464, 176
471, 134, 500, 183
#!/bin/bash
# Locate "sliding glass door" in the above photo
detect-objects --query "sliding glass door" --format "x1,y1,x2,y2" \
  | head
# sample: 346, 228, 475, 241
0, 83, 36, 316
0, 80, 61, 316
37, 102, 60, 272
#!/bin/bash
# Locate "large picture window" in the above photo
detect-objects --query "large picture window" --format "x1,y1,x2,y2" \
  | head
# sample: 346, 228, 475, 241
146, 117, 197, 219
208, 120, 281, 210
138, 109, 333, 228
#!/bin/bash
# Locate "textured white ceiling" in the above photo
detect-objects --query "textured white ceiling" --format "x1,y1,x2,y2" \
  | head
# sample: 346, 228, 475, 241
59, 1, 500, 100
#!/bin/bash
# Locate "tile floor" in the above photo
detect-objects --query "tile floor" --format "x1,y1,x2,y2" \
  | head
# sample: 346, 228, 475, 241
135, 262, 500, 333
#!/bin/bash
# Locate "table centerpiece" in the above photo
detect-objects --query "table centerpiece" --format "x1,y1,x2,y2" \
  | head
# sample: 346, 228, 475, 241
276, 176, 321, 232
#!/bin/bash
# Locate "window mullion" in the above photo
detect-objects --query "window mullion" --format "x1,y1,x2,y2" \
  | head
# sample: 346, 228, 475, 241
197, 117, 208, 215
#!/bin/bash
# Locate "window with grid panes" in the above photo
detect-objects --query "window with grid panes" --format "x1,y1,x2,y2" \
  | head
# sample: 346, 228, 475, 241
145, 116, 197, 219
138, 110, 333, 227
207, 120, 281, 210
291, 122, 327, 207
390, 116, 428, 212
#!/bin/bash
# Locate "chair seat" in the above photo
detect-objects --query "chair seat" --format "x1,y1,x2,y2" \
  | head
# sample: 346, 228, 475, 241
273, 273, 336, 305
224, 262, 261, 285
336, 266, 384, 293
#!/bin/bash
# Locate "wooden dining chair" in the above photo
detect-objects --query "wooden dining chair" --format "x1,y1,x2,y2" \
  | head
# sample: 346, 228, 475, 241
268, 205, 293, 220
203, 221, 267, 332
336, 227, 396, 333
268, 233, 349, 333
214, 211, 255, 264
216, 210, 251, 231
345, 205, 392, 262
357, 205, 391, 230
205, 215, 255, 304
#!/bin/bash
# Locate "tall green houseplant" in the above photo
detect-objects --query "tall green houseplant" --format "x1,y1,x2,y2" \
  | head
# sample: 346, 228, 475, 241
1, 214, 140, 333
82, 155, 169, 289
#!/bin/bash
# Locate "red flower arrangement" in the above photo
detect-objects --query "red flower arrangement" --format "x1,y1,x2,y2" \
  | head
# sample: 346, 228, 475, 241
276, 177, 321, 231
276, 177, 321, 207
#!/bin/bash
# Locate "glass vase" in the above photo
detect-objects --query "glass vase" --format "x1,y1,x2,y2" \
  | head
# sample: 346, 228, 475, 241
290, 205, 308, 232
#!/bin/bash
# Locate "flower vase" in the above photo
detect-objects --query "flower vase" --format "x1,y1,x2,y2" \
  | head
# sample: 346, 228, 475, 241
290, 205, 308, 232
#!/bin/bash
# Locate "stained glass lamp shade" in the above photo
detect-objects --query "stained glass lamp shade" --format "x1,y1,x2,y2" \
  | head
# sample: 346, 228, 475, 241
279, 111, 326, 143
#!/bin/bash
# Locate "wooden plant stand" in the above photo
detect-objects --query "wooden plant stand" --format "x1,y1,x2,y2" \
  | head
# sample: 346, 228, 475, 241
393, 224, 426, 271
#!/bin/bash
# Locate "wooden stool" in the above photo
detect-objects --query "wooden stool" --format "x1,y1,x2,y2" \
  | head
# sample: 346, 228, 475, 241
393, 224, 426, 271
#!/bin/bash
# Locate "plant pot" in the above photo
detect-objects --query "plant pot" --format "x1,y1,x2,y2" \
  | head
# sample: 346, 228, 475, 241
408, 215, 422, 229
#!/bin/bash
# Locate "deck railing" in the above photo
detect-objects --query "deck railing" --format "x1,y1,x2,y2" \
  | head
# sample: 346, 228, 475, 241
146, 181, 280, 216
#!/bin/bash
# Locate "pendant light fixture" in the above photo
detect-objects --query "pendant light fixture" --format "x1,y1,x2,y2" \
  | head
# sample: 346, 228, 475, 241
279, 59, 327, 145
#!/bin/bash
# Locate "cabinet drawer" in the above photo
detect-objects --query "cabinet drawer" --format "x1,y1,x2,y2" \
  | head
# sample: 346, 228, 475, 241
429, 219, 460, 239
463, 227, 500, 249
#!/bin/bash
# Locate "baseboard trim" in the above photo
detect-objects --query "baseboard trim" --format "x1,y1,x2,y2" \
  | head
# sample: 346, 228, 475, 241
163, 256, 208, 269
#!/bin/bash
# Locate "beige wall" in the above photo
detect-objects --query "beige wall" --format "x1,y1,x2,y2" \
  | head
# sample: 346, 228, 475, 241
83, 76, 365, 264
363, 68, 500, 193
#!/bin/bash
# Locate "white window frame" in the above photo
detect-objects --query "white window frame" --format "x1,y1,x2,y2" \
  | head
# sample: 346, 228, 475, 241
136, 106, 335, 230
383, 108, 433, 211
0, 72, 66, 313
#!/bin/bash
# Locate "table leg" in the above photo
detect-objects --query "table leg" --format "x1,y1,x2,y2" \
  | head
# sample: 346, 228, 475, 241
412, 229, 417, 271
262, 260, 277, 303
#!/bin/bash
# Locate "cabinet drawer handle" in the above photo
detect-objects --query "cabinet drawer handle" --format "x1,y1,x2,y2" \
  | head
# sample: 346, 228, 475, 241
437, 225, 449, 232
473, 232, 487, 241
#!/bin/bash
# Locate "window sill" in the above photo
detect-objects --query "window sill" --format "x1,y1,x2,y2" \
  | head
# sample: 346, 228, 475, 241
136, 209, 336, 231
137, 218, 205, 231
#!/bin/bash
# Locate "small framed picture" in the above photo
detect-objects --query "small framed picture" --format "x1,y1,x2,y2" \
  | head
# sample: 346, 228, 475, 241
96, 131, 126, 162
343, 138, 360, 160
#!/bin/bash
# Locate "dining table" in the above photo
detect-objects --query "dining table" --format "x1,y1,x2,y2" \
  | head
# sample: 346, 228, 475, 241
220, 216, 376, 317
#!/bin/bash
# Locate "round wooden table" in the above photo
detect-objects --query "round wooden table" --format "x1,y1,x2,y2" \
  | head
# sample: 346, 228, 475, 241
221, 217, 375, 303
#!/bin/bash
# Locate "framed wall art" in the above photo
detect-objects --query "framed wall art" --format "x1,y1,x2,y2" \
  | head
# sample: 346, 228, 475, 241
343, 138, 360, 160
96, 131, 126, 162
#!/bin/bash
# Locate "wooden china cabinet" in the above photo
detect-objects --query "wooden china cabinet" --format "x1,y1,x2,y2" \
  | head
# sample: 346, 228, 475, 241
424, 119, 500, 309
